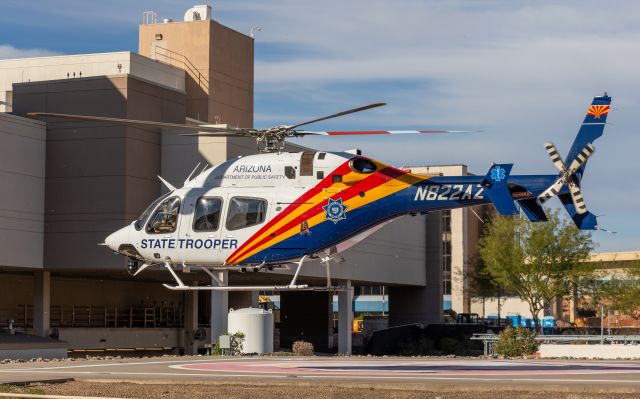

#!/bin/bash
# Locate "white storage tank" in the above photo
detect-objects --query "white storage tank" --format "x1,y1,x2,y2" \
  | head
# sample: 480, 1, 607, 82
227, 307, 274, 354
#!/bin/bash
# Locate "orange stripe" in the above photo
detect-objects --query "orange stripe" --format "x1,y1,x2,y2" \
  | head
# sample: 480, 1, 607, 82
227, 167, 399, 264
226, 160, 351, 263
228, 167, 429, 264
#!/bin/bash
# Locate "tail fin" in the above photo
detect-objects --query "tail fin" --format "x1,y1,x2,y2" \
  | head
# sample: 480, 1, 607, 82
537, 93, 611, 230
565, 93, 611, 180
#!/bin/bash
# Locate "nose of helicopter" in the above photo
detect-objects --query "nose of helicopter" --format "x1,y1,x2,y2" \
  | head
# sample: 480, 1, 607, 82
104, 226, 130, 252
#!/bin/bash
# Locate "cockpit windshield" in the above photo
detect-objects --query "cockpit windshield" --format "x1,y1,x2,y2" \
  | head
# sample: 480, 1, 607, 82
134, 191, 172, 230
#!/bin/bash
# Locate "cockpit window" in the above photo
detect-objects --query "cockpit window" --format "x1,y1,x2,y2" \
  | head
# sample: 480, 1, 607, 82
135, 191, 172, 230
349, 157, 377, 173
226, 197, 267, 231
193, 197, 222, 232
146, 197, 181, 234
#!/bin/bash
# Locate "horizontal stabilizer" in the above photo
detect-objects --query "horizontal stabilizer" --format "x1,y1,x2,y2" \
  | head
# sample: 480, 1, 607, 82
518, 198, 548, 222
482, 164, 519, 216
558, 193, 598, 230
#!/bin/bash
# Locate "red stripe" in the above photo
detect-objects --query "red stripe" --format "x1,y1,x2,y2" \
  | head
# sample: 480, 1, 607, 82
227, 166, 407, 264
326, 131, 392, 135
226, 161, 352, 263
324, 130, 449, 135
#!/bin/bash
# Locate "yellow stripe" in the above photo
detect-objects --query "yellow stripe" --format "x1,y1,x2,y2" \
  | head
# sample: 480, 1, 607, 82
228, 170, 361, 263
232, 171, 429, 263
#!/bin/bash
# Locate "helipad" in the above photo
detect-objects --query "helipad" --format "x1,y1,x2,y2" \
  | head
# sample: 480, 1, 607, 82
3, 357, 640, 388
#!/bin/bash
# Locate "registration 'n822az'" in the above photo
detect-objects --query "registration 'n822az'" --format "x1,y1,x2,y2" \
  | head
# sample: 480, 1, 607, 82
414, 184, 485, 201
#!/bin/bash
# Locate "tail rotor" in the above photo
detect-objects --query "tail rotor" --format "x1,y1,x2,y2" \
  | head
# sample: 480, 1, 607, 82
537, 141, 596, 215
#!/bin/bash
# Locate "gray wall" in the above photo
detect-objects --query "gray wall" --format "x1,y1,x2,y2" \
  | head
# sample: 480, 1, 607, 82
389, 212, 443, 326
0, 113, 45, 269
12, 75, 186, 270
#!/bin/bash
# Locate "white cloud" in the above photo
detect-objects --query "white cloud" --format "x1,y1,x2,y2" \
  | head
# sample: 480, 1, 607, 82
0, 44, 60, 60
219, 0, 640, 251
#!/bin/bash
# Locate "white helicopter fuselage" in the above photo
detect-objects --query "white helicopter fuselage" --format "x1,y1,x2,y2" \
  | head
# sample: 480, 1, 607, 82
106, 151, 368, 268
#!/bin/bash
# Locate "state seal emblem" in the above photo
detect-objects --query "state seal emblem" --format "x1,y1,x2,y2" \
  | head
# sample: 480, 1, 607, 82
323, 198, 348, 224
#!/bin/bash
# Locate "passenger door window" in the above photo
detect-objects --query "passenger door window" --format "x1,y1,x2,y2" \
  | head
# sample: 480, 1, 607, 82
226, 197, 268, 231
193, 197, 222, 232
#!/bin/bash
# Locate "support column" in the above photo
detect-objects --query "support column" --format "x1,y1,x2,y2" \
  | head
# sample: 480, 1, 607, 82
338, 280, 353, 355
184, 283, 198, 355
33, 271, 50, 337
251, 290, 259, 308
210, 270, 228, 345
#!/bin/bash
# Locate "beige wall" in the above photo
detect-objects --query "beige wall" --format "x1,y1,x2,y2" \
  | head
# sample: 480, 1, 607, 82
12, 75, 186, 270
0, 113, 45, 269
139, 19, 254, 167
139, 20, 253, 128
471, 296, 544, 319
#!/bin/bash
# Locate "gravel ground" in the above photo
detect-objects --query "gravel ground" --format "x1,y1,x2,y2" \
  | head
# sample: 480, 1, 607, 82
3, 381, 640, 399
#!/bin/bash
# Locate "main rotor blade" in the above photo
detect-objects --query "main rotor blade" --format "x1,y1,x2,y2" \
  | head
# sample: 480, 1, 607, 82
537, 178, 564, 205
544, 142, 566, 172
292, 129, 475, 136
567, 143, 595, 173
286, 102, 386, 131
27, 112, 246, 135
568, 182, 588, 214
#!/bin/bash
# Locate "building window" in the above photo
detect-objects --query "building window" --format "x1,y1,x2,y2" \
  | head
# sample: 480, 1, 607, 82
442, 240, 452, 272
193, 197, 222, 232
442, 210, 451, 233
443, 279, 451, 295
226, 197, 268, 230
146, 197, 181, 234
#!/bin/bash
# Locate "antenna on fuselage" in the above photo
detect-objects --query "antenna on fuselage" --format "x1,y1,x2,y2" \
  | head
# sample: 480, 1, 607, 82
158, 175, 176, 191
184, 162, 201, 186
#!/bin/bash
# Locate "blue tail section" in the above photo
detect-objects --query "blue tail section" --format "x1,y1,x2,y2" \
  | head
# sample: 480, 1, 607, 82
559, 93, 610, 230
519, 199, 548, 223
559, 193, 598, 230
565, 93, 611, 180
482, 164, 519, 216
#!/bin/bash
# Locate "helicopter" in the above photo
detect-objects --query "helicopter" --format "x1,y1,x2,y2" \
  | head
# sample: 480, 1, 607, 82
28, 94, 611, 292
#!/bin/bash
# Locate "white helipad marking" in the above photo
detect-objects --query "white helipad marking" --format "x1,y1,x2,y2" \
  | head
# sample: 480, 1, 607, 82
170, 359, 640, 377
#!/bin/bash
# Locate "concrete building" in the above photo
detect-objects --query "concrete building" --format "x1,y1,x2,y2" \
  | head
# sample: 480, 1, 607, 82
0, 113, 45, 270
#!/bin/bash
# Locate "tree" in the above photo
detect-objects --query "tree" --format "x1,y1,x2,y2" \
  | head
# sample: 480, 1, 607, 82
469, 254, 507, 320
599, 261, 640, 319
478, 211, 595, 329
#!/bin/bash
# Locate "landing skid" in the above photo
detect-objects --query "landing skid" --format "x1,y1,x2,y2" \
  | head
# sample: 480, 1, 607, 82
161, 255, 348, 292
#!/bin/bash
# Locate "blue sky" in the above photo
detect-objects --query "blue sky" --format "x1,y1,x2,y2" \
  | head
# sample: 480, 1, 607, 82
1, 1, 639, 252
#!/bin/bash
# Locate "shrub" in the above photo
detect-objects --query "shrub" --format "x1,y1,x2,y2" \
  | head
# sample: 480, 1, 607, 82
495, 326, 539, 357
292, 340, 314, 356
